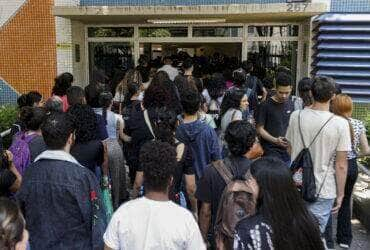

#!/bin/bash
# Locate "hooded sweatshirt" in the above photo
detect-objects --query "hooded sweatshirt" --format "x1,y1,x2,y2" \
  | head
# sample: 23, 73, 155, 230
176, 120, 221, 180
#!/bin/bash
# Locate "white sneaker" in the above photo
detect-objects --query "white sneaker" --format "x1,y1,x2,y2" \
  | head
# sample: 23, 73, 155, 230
339, 243, 350, 249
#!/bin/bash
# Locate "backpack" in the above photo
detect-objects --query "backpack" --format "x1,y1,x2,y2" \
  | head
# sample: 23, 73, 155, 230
291, 111, 334, 202
8, 132, 37, 176
213, 159, 256, 249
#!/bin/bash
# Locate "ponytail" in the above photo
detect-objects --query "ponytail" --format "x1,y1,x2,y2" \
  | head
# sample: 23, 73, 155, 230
99, 92, 113, 125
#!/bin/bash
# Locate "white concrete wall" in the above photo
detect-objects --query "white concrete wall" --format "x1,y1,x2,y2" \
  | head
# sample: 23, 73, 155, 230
54, 0, 80, 6
71, 20, 87, 87
0, 0, 27, 28
55, 17, 73, 75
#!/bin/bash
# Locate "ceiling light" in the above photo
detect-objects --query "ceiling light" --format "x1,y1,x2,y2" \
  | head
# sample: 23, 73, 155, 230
147, 19, 226, 24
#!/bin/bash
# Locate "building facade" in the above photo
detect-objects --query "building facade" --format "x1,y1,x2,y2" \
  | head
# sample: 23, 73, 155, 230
0, 0, 369, 104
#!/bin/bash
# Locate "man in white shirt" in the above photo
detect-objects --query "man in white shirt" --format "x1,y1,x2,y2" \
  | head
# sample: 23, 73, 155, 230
104, 141, 205, 250
158, 56, 179, 81
286, 76, 351, 233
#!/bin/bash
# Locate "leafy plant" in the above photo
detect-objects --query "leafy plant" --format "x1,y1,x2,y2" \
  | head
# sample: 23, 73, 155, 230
359, 113, 370, 168
0, 105, 18, 148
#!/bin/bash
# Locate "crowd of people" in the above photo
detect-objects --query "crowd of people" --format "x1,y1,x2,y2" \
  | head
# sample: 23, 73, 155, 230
0, 53, 370, 250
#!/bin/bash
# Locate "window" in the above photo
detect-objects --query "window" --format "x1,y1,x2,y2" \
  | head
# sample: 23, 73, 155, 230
248, 25, 299, 37
88, 27, 134, 38
139, 27, 188, 37
193, 26, 242, 37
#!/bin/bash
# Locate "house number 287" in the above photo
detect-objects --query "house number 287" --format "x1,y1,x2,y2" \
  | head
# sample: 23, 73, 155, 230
287, 3, 309, 12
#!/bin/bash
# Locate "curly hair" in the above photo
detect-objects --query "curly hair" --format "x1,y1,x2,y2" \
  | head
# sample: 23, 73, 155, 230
225, 120, 256, 156
67, 104, 98, 143
152, 107, 177, 146
143, 75, 172, 110
206, 73, 226, 100
139, 141, 177, 192
220, 89, 245, 117
0, 198, 25, 250
19, 107, 46, 131
52, 72, 73, 96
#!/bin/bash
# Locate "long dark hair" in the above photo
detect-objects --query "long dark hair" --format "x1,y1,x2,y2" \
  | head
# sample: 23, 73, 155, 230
152, 107, 177, 146
250, 158, 324, 250
298, 77, 314, 107
123, 82, 140, 107
99, 92, 113, 125
220, 89, 245, 117
0, 198, 25, 250
206, 73, 226, 100
67, 104, 98, 143
52, 72, 73, 96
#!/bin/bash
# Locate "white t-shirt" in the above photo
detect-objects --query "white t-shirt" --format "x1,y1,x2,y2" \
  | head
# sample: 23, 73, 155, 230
286, 109, 351, 199
104, 197, 206, 250
158, 65, 179, 81
221, 108, 243, 133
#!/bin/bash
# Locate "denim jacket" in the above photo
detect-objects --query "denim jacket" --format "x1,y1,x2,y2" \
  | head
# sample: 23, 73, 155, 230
16, 150, 107, 250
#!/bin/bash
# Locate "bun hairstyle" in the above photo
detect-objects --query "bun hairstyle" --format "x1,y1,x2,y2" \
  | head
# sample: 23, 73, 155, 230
0, 198, 25, 250
19, 107, 46, 131
152, 107, 177, 146
99, 91, 113, 125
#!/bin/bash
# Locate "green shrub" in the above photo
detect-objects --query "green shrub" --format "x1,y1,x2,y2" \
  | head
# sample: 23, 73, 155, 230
359, 113, 370, 168
0, 105, 18, 148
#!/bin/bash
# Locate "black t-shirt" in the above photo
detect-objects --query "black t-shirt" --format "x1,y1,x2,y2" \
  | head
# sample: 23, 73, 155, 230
195, 156, 252, 227
28, 135, 47, 163
256, 97, 294, 156
125, 106, 155, 171
0, 168, 16, 197
170, 143, 194, 202
70, 140, 104, 173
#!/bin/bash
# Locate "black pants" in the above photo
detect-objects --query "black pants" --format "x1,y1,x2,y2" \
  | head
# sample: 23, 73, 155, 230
324, 158, 358, 246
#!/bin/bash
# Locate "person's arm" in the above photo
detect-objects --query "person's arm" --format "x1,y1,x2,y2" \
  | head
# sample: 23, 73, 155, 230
199, 202, 211, 241
358, 131, 370, 157
332, 151, 348, 213
133, 171, 144, 198
101, 142, 109, 177
5, 151, 21, 193
185, 174, 197, 217
256, 125, 288, 148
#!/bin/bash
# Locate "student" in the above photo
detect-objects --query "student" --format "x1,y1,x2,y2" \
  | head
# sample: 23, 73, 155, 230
132, 108, 197, 214
16, 112, 106, 249
44, 96, 63, 114
27, 91, 43, 107
158, 56, 179, 81
98, 92, 128, 208
0, 198, 29, 250
52, 72, 73, 112
234, 157, 324, 250
196, 120, 258, 246
176, 88, 222, 180
104, 141, 205, 250
69, 104, 105, 175
220, 89, 248, 133
325, 94, 370, 249
256, 72, 294, 165
286, 76, 351, 233
16, 107, 47, 164
66, 86, 86, 106
297, 77, 314, 109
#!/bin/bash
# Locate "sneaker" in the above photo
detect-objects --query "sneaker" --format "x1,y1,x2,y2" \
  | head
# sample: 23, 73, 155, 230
339, 243, 350, 249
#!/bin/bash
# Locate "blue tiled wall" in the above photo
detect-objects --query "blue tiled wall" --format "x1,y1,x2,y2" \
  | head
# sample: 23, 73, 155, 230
0, 79, 19, 105
331, 0, 370, 12
80, 0, 286, 6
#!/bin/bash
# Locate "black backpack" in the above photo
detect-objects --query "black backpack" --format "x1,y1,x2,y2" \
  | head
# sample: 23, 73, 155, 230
291, 111, 334, 203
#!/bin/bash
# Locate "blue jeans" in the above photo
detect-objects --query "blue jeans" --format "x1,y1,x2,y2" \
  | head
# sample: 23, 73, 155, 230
307, 198, 335, 233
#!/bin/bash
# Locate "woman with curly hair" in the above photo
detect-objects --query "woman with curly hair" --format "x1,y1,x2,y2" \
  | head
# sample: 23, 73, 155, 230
52, 72, 73, 112
126, 75, 173, 191
220, 89, 249, 133
0, 198, 29, 250
68, 104, 106, 176
132, 107, 197, 216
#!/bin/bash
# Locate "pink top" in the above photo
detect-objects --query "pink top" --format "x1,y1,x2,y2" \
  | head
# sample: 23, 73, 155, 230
226, 80, 234, 89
